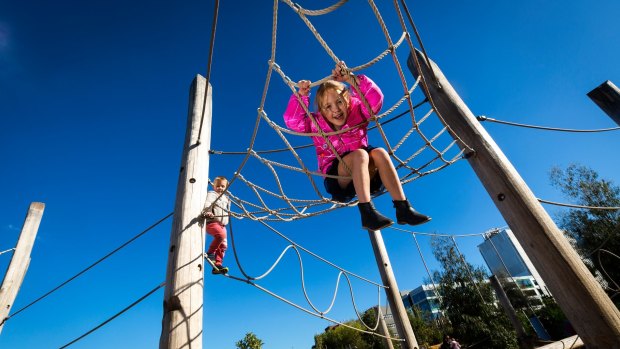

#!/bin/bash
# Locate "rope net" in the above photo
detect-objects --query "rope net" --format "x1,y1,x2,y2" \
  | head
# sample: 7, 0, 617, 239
210, 0, 471, 223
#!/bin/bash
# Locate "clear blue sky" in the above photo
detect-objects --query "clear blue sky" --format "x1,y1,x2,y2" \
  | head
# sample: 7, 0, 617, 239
2, 1, 620, 348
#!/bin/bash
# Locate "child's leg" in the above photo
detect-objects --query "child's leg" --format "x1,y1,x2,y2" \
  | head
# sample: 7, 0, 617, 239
368, 148, 405, 200
369, 148, 431, 226
338, 149, 372, 202
206, 223, 227, 265
340, 149, 392, 230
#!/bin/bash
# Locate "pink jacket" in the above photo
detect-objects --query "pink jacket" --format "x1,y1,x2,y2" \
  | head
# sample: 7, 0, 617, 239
283, 75, 384, 174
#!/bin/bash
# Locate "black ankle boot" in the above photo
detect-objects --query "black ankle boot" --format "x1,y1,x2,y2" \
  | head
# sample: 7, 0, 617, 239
358, 202, 393, 231
393, 199, 431, 226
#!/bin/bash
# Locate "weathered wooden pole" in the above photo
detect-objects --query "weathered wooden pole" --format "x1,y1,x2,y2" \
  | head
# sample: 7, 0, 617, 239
368, 230, 419, 349
489, 275, 532, 349
160, 75, 212, 349
408, 49, 620, 348
0, 202, 45, 334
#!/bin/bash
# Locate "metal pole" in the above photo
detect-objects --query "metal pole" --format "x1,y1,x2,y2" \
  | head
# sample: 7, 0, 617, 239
160, 75, 212, 349
408, 49, 620, 348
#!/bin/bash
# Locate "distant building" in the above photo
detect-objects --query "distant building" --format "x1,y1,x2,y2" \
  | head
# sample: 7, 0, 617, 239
403, 285, 442, 319
478, 227, 552, 303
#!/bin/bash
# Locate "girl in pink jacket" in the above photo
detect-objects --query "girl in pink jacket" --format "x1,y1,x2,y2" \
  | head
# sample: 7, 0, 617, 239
283, 62, 431, 231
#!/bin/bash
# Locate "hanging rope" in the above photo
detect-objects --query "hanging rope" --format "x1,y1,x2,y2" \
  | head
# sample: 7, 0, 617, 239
216, 215, 404, 340
538, 198, 620, 210
478, 115, 620, 133
196, 0, 220, 144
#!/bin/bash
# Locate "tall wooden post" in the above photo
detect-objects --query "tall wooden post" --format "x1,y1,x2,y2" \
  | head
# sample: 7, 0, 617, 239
368, 230, 419, 349
160, 75, 212, 349
0, 202, 44, 334
408, 50, 620, 348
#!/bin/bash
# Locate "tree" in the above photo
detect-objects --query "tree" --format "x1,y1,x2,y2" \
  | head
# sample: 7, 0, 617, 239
235, 332, 264, 349
431, 236, 518, 349
313, 321, 370, 349
406, 307, 444, 347
550, 164, 620, 304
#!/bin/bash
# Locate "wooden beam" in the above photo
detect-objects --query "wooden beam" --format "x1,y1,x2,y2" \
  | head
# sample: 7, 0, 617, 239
407, 49, 620, 348
587, 80, 620, 126
536, 335, 584, 349
0, 202, 44, 334
160, 75, 212, 349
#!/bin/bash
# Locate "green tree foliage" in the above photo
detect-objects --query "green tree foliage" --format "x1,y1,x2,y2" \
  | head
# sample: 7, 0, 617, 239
431, 237, 518, 349
406, 308, 444, 347
235, 332, 264, 349
313, 306, 444, 349
360, 307, 387, 349
535, 296, 573, 339
313, 321, 370, 349
550, 164, 620, 302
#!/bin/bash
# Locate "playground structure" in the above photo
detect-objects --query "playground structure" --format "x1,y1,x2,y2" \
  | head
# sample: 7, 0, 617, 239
2, 1, 620, 349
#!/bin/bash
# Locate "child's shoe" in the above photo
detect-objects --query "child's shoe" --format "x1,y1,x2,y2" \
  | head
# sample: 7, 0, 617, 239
212, 265, 229, 275
393, 199, 431, 226
358, 202, 393, 231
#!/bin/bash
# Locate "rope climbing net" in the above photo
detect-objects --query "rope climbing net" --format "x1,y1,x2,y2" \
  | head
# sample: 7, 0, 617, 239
208, 0, 472, 223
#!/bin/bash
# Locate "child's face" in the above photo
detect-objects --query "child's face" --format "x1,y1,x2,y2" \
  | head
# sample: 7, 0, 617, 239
213, 180, 227, 193
320, 89, 348, 129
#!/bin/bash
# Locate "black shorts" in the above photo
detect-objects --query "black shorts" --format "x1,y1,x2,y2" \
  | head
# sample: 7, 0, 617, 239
323, 146, 385, 203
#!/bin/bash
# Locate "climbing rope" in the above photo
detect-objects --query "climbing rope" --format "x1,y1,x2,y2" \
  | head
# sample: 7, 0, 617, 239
478, 115, 620, 133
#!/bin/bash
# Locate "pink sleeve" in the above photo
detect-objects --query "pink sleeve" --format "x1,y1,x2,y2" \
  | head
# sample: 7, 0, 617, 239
283, 94, 312, 133
354, 75, 383, 118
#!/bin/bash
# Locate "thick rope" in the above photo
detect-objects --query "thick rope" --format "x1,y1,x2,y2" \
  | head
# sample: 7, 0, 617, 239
478, 115, 620, 133
224, 216, 392, 334
538, 198, 620, 210
196, 0, 220, 144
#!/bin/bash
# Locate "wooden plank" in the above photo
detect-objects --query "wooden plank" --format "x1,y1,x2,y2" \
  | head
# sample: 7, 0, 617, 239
536, 335, 584, 349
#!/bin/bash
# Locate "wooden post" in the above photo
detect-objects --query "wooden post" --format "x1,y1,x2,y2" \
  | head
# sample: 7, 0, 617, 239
377, 306, 396, 349
368, 230, 419, 349
587, 80, 620, 126
407, 50, 620, 348
489, 275, 532, 349
160, 75, 212, 349
0, 202, 44, 334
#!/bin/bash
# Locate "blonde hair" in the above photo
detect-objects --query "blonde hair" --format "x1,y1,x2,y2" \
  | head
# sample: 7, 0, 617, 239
213, 176, 228, 186
315, 80, 350, 113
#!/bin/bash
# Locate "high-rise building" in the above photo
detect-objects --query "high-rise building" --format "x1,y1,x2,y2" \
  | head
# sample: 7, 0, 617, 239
478, 227, 551, 301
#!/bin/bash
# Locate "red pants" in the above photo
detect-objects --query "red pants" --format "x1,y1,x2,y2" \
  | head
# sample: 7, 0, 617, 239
206, 222, 227, 266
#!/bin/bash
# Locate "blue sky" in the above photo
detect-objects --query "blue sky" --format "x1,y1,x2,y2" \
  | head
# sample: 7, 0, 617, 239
2, 1, 620, 348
